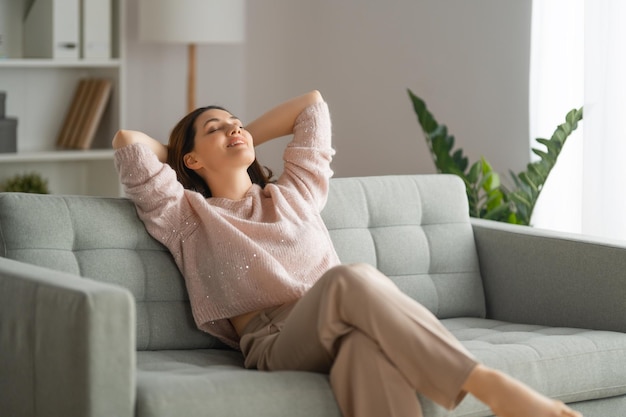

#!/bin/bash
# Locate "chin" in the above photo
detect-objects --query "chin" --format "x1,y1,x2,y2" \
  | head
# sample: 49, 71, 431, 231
244, 151, 256, 165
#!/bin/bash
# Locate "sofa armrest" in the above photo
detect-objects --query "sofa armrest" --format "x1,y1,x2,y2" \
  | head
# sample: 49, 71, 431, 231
471, 218, 626, 333
0, 257, 136, 417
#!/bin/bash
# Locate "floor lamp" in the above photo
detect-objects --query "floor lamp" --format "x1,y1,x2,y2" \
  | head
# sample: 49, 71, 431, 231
138, 0, 245, 113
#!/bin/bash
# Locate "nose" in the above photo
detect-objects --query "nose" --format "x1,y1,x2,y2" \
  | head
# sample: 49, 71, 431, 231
227, 122, 241, 135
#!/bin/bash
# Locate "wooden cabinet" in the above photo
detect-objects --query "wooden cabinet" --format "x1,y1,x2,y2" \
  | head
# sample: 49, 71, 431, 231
0, 0, 124, 196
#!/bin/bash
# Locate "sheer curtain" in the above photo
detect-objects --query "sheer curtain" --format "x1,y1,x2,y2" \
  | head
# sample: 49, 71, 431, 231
530, 0, 626, 240
529, 0, 584, 233
582, 0, 626, 240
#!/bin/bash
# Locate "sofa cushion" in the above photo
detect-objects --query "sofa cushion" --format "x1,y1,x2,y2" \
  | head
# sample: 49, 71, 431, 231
423, 318, 626, 416
135, 350, 341, 417
134, 319, 626, 417
322, 175, 486, 319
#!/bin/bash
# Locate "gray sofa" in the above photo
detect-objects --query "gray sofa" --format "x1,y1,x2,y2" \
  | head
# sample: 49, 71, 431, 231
1, 174, 625, 417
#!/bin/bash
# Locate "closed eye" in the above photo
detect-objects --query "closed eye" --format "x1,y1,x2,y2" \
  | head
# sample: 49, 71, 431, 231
204, 114, 243, 133
205, 122, 243, 135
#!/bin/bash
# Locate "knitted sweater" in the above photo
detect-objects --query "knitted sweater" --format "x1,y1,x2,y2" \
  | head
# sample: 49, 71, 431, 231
114, 102, 340, 348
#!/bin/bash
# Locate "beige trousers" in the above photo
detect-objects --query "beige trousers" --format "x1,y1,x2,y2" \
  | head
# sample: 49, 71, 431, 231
239, 263, 478, 417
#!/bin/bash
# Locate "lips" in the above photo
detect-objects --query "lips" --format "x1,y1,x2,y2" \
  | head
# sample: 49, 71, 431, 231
227, 137, 246, 148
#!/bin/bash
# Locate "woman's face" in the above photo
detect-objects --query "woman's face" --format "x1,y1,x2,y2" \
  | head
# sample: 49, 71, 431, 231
184, 108, 255, 176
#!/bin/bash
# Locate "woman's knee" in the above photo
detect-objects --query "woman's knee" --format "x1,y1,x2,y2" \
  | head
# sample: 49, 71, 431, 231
322, 263, 372, 282
320, 263, 393, 291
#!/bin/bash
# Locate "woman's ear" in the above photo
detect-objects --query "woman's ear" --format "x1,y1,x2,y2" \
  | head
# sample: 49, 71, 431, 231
184, 152, 201, 170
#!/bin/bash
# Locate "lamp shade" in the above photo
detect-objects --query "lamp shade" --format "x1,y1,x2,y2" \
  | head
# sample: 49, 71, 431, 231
138, 0, 245, 44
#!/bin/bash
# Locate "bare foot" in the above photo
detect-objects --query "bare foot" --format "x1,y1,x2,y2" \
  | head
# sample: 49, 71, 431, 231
463, 365, 582, 417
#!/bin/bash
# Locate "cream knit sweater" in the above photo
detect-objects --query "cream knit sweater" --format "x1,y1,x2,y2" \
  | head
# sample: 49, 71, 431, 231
114, 102, 340, 348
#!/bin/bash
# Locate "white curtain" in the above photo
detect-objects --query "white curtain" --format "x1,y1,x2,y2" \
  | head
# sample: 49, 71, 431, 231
530, 0, 626, 241
582, 0, 626, 240
529, 0, 584, 233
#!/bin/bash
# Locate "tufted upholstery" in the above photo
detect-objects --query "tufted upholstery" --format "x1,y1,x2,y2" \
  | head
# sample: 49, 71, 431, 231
431, 317, 626, 415
0, 193, 217, 351
0, 175, 486, 351
1, 174, 626, 417
322, 175, 486, 319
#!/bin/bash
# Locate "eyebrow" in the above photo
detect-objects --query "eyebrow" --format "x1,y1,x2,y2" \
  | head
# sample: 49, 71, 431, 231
203, 115, 240, 127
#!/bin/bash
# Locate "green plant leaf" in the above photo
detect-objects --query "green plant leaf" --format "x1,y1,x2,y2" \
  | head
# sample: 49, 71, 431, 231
452, 149, 469, 173
536, 138, 561, 155
481, 158, 500, 190
532, 149, 556, 164
407, 89, 470, 177
429, 124, 447, 141
483, 203, 509, 220
553, 128, 566, 144
566, 107, 583, 126
509, 191, 531, 210
527, 164, 545, 183
486, 188, 503, 206
509, 106, 583, 224
408, 89, 438, 134
467, 161, 482, 183
519, 172, 539, 195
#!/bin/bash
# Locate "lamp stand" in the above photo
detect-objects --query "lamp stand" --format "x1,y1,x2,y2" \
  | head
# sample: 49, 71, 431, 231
187, 43, 197, 113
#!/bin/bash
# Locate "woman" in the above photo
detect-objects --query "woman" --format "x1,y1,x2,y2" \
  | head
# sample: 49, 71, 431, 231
113, 90, 581, 417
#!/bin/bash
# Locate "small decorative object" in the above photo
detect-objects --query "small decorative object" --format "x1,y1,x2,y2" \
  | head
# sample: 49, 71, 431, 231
0, 91, 17, 153
0, 172, 49, 194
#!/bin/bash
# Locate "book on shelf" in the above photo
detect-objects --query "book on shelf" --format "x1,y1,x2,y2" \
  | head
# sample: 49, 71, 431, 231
56, 78, 112, 150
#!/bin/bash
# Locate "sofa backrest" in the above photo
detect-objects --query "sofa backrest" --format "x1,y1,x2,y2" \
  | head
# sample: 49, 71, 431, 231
322, 175, 485, 319
0, 174, 485, 351
0, 193, 217, 351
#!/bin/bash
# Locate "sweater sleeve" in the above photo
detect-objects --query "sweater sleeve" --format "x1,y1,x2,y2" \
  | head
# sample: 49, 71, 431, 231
113, 143, 198, 251
278, 101, 335, 211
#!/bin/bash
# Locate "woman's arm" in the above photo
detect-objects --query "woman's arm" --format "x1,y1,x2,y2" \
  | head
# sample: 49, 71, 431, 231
245, 90, 323, 147
112, 129, 168, 163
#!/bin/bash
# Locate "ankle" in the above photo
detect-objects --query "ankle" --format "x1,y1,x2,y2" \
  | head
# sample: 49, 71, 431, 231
462, 365, 507, 405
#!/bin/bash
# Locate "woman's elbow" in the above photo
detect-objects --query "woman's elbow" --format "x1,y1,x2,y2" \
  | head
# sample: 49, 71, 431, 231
309, 90, 323, 104
112, 129, 133, 149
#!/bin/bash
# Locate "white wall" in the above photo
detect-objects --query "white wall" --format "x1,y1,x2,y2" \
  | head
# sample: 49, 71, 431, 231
124, 0, 532, 179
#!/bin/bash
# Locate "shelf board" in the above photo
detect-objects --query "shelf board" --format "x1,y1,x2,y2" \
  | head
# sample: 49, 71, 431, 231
0, 59, 121, 69
0, 149, 115, 163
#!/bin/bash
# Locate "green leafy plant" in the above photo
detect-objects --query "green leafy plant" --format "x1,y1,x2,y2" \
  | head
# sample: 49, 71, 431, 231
408, 88, 583, 225
0, 172, 49, 194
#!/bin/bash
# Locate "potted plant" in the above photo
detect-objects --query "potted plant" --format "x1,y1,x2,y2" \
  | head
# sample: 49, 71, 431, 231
0, 172, 49, 194
408, 89, 583, 225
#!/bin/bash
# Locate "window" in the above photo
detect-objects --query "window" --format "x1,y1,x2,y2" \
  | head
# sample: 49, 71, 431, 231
530, 0, 626, 240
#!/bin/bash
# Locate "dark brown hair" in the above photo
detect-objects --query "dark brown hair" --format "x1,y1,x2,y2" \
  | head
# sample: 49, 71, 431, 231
167, 105, 273, 197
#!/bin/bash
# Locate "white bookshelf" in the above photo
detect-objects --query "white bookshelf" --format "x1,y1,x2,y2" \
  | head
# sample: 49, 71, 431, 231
0, 149, 115, 163
0, 0, 124, 197
0, 59, 122, 68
